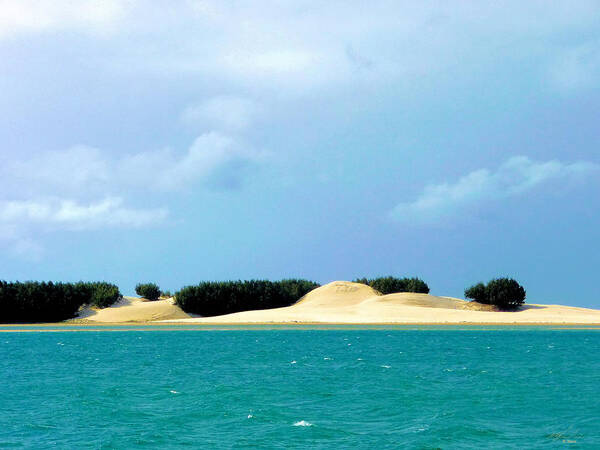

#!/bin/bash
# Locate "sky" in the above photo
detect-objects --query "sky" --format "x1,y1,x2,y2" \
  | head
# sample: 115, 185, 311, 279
1, 1, 599, 306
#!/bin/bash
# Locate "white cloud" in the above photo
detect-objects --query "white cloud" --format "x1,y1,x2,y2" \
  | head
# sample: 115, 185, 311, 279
2, 132, 259, 198
0, 0, 132, 38
0, 196, 166, 260
221, 49, 320, 77
8, 146, 110, 197
390, 156, 599, 223
120, 1, 600, 91
120, 131, 260, 191
0, 197, 167, 230
3, 1, 600, 94
181, 96, 259, 132
0, 130, 262, 259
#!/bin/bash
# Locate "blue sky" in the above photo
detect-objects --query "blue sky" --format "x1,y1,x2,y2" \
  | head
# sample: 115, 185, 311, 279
1, 1, 599, 306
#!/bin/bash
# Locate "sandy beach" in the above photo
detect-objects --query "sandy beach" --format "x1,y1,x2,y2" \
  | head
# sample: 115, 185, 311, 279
59, 281, 600, 326
74, 296, 196, 323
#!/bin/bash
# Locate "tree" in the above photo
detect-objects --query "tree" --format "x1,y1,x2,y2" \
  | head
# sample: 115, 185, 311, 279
486, 278, 526, 310
464, 278, 526, 310
135, 283, 161, 301
0, 281, 121, 323
464, 283, 487, 304
91, 283, 122, 307
174, 279, 320, 316
353, 277, 430, 294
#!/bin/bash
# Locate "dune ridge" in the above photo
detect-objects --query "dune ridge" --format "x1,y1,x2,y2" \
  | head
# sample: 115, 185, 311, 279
74, 296, 194, 323
72, 281, 600, 325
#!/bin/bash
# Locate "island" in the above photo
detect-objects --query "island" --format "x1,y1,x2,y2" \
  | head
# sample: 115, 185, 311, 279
69, 281, 600, 325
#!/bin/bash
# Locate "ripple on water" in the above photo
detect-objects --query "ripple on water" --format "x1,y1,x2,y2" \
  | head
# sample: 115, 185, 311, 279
0, 328, 598, 448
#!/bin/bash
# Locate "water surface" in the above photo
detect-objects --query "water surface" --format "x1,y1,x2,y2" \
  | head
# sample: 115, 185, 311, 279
1, 327, 598, 448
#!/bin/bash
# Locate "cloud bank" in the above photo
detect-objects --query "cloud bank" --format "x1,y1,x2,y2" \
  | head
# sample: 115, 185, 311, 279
3, 1, 599, 93
2, 1, 600, 265
390, 156, 599, 223
0, 130, 262, 259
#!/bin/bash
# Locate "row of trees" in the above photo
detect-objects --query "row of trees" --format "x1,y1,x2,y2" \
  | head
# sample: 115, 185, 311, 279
354, 277, 430, 294
465, 278, 526, 310
0, 281, 121, 323
175, 279, 320, 317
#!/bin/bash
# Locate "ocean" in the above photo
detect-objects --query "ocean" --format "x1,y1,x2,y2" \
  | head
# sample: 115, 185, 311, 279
0, 326, 598, 448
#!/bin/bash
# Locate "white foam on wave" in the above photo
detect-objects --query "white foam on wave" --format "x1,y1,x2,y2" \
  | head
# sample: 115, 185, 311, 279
170, 390, 179, 394
293, 420, 312, 427
290, 360, 297, 364
381, 365, 391, 369
247, 414, 253, 419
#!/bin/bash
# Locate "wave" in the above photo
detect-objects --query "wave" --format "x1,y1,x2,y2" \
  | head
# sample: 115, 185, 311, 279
293, 420, 312, 427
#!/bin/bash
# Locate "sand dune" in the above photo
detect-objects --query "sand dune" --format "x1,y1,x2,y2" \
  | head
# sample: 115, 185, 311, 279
162, 281, 600, 325
68, 281, 600, 325
75, 296, 194, 323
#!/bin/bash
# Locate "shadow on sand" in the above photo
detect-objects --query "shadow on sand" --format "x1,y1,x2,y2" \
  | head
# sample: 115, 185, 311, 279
519, 304, 547, 311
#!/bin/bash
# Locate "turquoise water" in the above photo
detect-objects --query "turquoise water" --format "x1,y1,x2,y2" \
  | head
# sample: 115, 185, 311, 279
0, 327, 598, 448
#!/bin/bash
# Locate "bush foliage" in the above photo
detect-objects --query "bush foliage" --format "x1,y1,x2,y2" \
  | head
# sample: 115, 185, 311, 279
354, 277, 430, 294
89, 282, 121, 308
135, 283, 161, 301
175, 279, 320, 317
464, 278, 526, 310
0, 281, 122, 323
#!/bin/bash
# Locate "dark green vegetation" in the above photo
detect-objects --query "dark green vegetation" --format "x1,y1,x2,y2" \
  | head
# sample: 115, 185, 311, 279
354, 277, 430, 294
0, 281, 121, 323
88, 283, 121, 308
175, 279, 320, 317
135, 283, 161, 301
465, 278, 526, 310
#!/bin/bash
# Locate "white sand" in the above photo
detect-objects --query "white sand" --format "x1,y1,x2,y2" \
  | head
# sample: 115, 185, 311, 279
77, 296, 194, 323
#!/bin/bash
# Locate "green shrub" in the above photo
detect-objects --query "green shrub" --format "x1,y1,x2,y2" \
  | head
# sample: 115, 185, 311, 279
0, 281, 121, 323
354, 276, 430, 294
175, 279, 320, 317
90, 283, 122, 307
161, 290, 172, 298
135, 283, 161, 301
464, 283, 487, 303
464, 278, 526, 310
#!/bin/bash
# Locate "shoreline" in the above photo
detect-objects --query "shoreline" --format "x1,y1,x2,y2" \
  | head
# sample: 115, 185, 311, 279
1, 321, 600, 328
